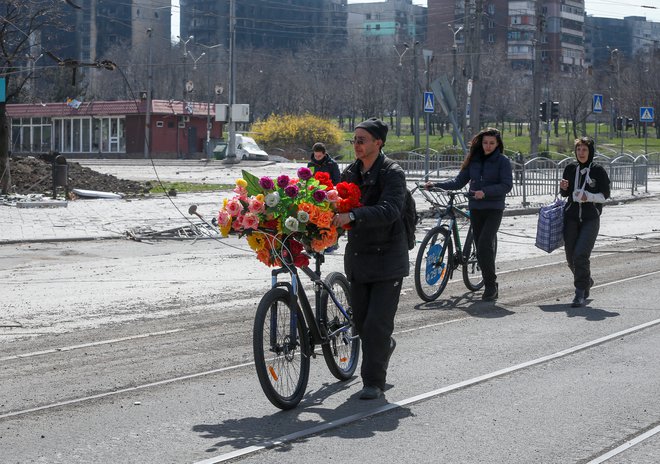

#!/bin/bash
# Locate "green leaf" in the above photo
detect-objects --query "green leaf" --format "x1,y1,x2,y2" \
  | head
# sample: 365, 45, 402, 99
242, 170, 263, 196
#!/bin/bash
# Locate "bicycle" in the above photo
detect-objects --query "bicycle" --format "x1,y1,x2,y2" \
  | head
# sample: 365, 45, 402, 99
252, 235, 360, 410
414, 185, 493, 302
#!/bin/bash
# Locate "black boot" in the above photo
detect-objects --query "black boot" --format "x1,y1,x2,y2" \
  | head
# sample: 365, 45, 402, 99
482, 283, 499, 301
584, 278, 594, 299
571, 289, 586, 307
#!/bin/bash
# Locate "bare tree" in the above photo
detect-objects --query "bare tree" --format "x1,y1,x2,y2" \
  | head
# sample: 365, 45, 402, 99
0, 0, 69, 193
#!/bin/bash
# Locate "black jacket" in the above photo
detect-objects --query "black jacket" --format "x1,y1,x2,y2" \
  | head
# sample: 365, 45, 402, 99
560, 162, 610, 221
340, 154, 409, 283
436, 148, 512, 210
308, 153, 341, 184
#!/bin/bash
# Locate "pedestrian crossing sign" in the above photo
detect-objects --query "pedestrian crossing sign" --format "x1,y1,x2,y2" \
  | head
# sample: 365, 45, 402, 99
640, 107, 654, 122
424, 92, 434, 113
593, 94, 603, 113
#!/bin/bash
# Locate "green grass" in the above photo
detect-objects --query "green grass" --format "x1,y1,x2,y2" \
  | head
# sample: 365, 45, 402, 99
147, 181, 232, 194
334, 122, 660, 159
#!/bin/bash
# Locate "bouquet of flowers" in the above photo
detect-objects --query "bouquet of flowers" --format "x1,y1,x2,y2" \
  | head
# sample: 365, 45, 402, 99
218, 167, 361, 268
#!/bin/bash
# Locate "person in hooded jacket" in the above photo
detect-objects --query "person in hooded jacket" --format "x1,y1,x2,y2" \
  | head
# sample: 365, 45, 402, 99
308, 142, 340, 184
332, 118, 408, 400
425, 128, 513, 301
559, 137, 610, 307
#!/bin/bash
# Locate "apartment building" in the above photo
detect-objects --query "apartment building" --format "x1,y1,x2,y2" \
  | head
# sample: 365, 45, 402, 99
180, 0, 348, 50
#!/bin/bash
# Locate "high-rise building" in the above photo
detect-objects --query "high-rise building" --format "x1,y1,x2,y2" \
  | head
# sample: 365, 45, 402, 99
347, 0, 427, 46
180, 0, 348, 50
70, 0, 171, 62
427, 0, 586, 75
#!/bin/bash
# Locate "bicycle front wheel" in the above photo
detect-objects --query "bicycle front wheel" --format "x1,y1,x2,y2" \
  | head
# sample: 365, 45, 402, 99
253, 288, 310, 410
320, 272, 360, 381
462, 227, 485, 291
414, 225, 453, 302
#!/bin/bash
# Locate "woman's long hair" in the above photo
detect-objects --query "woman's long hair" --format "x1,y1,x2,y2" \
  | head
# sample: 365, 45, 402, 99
461, 127, 504, 170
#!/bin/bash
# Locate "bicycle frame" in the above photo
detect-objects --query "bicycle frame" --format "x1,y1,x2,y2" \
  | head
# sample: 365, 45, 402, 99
269, 249, 352, 354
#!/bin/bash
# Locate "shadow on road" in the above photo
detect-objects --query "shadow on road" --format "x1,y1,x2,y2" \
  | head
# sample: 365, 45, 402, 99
538, 302, 620, 321
415, 292, 515, 319
192, 379, 413, 455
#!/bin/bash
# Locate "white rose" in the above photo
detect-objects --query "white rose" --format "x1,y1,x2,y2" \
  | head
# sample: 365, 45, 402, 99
284, 216, 299, 231
265, 192, 280, 207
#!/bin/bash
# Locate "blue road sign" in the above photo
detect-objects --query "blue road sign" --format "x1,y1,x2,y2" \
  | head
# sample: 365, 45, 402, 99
593, 94, 603, 114
0, 78, 5, 103
640, 107, 654, 122
423, 92, 434, 113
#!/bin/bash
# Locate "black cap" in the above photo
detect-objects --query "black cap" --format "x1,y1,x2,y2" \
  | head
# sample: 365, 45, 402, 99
356, 118, 388, 145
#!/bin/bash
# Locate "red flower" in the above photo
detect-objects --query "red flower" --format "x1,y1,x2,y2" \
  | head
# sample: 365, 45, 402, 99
314, 171, 334, 190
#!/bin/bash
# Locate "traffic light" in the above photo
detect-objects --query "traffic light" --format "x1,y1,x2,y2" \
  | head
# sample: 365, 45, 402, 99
615, 117, 623, 131
539, 102, 547, 121
551, 101, 559, 120
626, 118, 634, 130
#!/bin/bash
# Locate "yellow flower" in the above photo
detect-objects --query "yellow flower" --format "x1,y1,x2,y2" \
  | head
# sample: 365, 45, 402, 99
255, 193, 265, 202
219, 219, 232, 237
247, 232, 267, 251
236, 178, 248, 188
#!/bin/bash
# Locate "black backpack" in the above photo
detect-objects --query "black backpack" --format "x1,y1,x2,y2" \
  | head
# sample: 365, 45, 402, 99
403, 188, 419, 250
379, 157, 419, 250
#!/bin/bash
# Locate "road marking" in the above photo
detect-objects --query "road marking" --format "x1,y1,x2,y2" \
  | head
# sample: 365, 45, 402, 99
0, 329, 186, 362
192, 317, 660, 464
586, 423, 660, 463
0, 359, 255, 420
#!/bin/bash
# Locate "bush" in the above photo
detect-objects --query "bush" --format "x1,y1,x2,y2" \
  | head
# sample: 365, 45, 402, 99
251, 114, 344, 157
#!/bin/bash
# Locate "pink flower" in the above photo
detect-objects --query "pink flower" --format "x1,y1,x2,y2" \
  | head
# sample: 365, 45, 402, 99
325, 189, 339, 202
226, 199, 243, 217
242, 212, 260, 230
233, 185, 247, 198
218, 210, 231, 227
297, 167, 313, 180
248, 198, 265, 214
231, 214, 244, 231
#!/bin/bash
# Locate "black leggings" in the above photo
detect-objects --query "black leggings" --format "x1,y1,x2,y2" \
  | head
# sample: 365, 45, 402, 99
469, 209, 503, 288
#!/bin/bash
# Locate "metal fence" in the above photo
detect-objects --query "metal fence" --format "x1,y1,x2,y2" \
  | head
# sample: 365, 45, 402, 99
338, 150, 655, 203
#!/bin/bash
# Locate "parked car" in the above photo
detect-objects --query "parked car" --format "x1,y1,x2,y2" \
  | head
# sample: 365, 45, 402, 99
212, 135, 269, 161
236, 135, 269, 161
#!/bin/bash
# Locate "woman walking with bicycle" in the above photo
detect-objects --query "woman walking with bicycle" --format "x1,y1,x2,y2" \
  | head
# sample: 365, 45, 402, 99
426, 128, 512, 301
332, 118, 409, 400
559, 137, 610, 307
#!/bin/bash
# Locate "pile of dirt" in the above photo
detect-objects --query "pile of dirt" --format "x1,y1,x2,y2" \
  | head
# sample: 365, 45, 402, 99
6, 156, 149, 196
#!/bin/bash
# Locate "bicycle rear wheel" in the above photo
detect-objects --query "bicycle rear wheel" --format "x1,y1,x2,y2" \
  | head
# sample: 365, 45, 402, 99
414, 225, 453, 302
462, 227, 485, 291
319, 272, 360, 381
253, 288, 310, 410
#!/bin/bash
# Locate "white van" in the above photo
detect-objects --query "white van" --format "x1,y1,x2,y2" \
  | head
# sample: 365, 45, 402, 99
236, 135, 269, 161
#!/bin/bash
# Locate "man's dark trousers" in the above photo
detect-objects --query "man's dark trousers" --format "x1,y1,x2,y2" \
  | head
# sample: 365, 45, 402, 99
350, 278, 402, 390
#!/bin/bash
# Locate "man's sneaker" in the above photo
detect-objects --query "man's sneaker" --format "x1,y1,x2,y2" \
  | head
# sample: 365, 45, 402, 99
359, 386, 383, 400
385, 337, 396, 370
571, 289, 586, 307
482, 283, 499, 301
584, 278, 594, 299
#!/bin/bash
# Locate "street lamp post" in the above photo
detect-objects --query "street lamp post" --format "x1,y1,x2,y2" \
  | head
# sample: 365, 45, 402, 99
224, 0, 239, 164
198, 43, 223, 159
448, 24, 463, 146
144, 28, 153, 159
393, 43, 409, 138
412, 41, 420, 148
